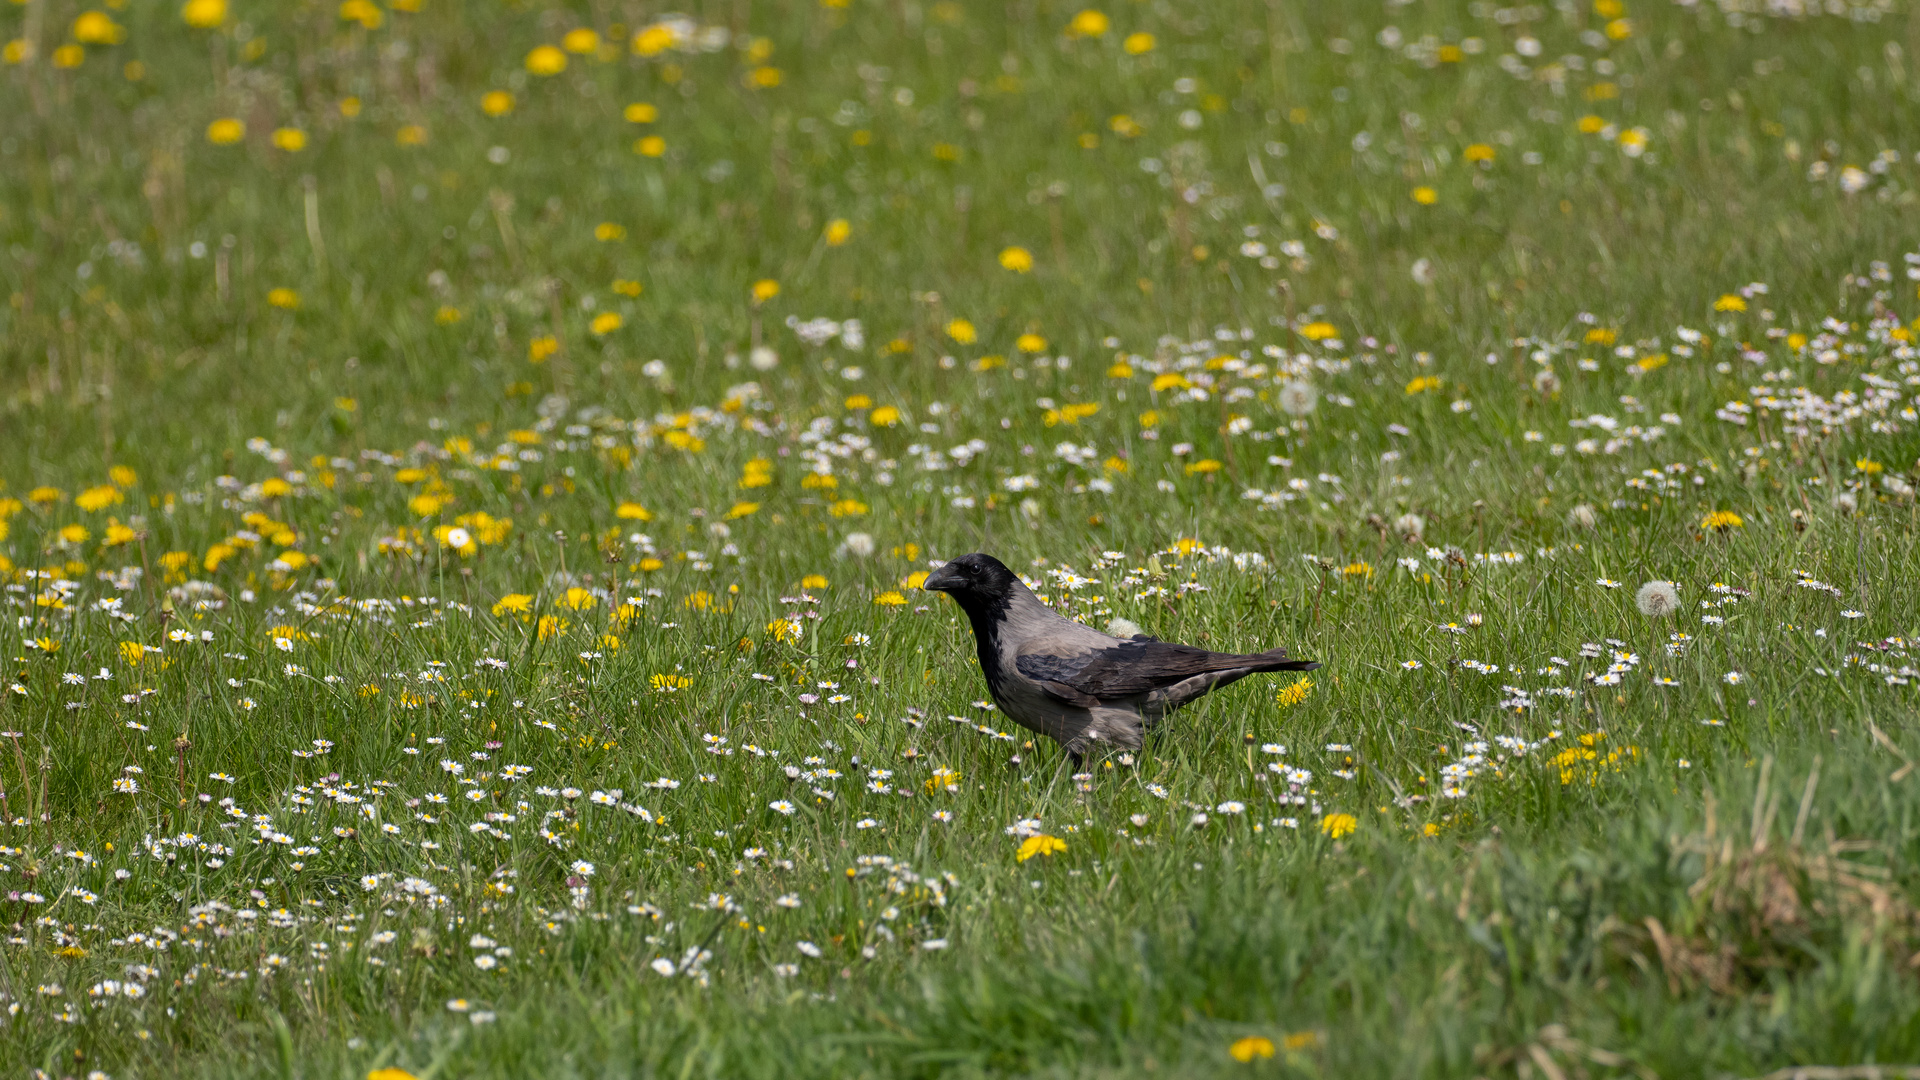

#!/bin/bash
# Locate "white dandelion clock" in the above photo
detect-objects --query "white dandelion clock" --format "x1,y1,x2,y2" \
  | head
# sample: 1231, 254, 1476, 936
1277, 380, 1318, 417
1635, 580, 1680, 618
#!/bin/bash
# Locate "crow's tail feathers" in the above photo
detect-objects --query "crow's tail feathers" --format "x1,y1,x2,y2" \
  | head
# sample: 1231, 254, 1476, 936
1251, 647, 1320, 673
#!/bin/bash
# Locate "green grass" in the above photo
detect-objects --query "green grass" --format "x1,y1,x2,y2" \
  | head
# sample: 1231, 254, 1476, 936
4, 0, 1920, 1076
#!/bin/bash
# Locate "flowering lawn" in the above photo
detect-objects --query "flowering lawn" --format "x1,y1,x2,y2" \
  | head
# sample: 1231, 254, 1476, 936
4, 0, 1920, 1076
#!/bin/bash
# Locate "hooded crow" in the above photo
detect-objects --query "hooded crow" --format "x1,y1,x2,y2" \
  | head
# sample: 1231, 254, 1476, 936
922, 553, 1319, 760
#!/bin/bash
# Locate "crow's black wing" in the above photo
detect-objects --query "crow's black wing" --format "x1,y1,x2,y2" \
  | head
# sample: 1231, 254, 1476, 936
1016, 640, 1313, 704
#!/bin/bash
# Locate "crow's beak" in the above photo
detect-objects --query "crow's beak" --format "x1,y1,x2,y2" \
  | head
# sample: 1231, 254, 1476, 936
921, 564, 963, 592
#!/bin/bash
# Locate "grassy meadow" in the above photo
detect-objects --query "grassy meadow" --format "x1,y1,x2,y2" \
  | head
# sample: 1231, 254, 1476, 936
5, 0, 1920, 1075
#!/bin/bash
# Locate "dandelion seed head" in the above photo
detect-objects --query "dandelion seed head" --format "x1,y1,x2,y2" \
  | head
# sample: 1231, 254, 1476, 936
1635, 580, 1680, 618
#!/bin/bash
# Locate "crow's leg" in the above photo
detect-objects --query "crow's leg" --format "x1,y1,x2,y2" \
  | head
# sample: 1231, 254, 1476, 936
1042, 740, 1085, 803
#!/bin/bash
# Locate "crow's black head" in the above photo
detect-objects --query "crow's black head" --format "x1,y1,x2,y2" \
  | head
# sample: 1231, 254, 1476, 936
921, 553, 1019, 617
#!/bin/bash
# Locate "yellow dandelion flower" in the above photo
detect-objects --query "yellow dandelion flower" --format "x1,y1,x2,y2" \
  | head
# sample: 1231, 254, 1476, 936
1319, 813, 1357, 839
631, 24, 675, 57
206, 118, 245, 145
528, 336, 559, 363
271, 128, 308, 151
339, 0, 383, 29
525, 45, 567, 76
870, 405, 901, 426
1275, 677, 1313, 709
634, 135, 666, 157
481, 91, 515, 117
616, 502, 653, 521
946, 318, 977, 344
999, 246, 1034, 272
1067, 10, 1109, 37
268, 288, 300, 310
825, 218, 851, 245
873, 591, 907, 607
562, 27, 601, 54
1411, 186, 1437, 205
1228, 1037, 1275, 1063
624, 102, 659, 123
73, 13, 126, 45
1713, 293, 1747, 312
594, 222, 627, 242
1123, 32, 1155, 54
1016, 834, 1067, 861
590, 312, 623, 335
751, 279, 780, 303
1016, 333, 1048, 353
1299, 321, 1338, 341
75, 486, 122, 512
50, 45, 84, 70
1463, 143, 1495, 163
180, 0, 227, 29
491, 593, 533, 617
1700, 510, 1744, 531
